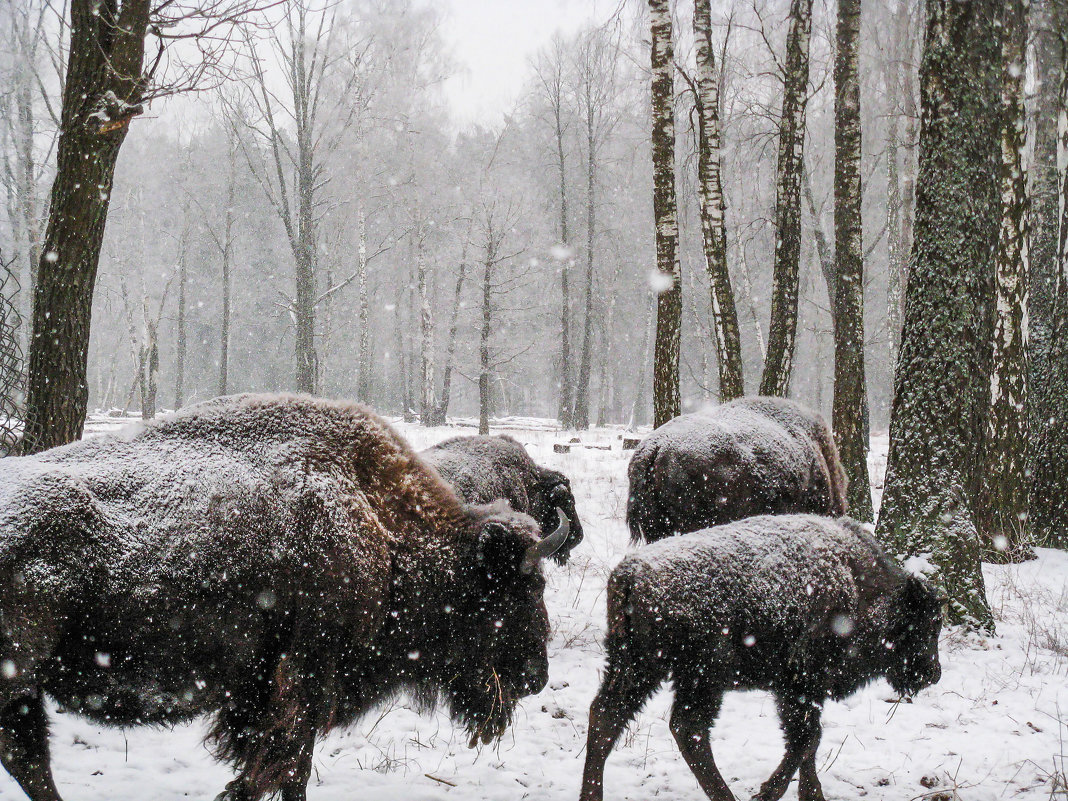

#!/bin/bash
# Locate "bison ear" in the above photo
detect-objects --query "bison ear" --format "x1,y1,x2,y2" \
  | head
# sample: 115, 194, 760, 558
901, 575, 943, 620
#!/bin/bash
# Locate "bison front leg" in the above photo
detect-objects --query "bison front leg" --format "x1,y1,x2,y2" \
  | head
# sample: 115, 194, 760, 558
753, 695, 823, 801
669, 684, 734, 801
0, 692, 62, 801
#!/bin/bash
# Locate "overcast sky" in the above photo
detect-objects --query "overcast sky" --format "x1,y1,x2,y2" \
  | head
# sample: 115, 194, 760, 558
439, 0, 625, 127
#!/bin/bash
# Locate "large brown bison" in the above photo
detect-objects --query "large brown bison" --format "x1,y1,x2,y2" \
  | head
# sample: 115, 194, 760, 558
626, 397, 848, 542
0, 394, 568, 801
421, 434, 583, 562
579, 514, 943, 801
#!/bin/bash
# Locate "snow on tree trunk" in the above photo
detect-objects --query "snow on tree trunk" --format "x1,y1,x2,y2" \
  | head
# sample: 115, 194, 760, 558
759, 0, 814, 398
480, 228, 495, 436
694, 0, 744, 402
219, 154, 236, 398
557, 118, 573, 429
1030, 23, 1068, 548
978, 0, 1033, 562
574, 104, 597, 429
875, 0, 1001, 630
22, 0, 150, 453
650, 0, 681, 428
429, 230, 469, 427
0, 253, 22, 456
174, 232, 187, 410
832, 0, 874, 521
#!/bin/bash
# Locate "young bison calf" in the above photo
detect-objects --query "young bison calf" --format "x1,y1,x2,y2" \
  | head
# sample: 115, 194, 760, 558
579, 514, 943, 801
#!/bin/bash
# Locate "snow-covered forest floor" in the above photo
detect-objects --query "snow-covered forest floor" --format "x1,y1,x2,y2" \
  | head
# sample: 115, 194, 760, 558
1, 417, 1065, 801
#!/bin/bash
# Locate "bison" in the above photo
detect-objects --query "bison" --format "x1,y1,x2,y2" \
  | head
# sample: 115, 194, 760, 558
626, 396, 848, 543
0, 394, 569, 801
579, 514, 943, 801
421, 434, 583, 562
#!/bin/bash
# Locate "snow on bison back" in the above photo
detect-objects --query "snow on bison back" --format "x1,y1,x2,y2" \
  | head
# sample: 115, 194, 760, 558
579, 514, 943, 801
0, 394, 569, 801
626, 396, 848, 543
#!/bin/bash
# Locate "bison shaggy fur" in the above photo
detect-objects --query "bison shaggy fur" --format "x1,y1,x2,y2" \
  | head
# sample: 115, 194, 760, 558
579, 514, 943, 801
0, 394, 560, 801
627, 397, 848, 543
421, 434, 583, 561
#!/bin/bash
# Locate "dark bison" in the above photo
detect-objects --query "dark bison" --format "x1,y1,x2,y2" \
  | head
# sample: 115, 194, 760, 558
421, 434, 583, 562
579, 514, 943, 801
0, 394, 569, 801
627, 396, 848, 543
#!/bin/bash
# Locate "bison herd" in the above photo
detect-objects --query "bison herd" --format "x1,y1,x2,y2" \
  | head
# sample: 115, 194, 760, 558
0, 394, 943, 801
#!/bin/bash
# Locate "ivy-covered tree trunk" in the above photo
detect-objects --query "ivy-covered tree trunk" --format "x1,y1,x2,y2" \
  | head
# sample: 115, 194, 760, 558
759, 0, 813, 397
978, 0, 1032, 561
650, 0, 681, 428
876, 0, 1001, 630
1030, 19, 1068, 549
22, 0, 150, 454
832, 0, 873, 521
694, 0, 744, 401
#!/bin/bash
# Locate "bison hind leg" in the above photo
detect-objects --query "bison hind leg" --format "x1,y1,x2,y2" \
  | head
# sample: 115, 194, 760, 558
753, 694, 823, 801
0, 693, 63, 801
669, 681, 733, 801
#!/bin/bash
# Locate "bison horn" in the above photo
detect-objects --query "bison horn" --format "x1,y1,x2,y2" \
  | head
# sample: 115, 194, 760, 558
521, 509, 570, 573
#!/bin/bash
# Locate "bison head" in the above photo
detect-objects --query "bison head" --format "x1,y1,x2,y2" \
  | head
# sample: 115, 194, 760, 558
447, 503, 569, 747
883, 575, 943, 696
536, 470, 583, 563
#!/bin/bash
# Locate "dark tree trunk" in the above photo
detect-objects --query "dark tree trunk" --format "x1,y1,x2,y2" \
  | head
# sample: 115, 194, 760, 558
875, 0, 1001, 630
650, 0, 681, 428
479, 230, 495, 436
219, 165, 235, 398
759, 0, 814, 398
22, 0, 150, 453
832, 0, 873, 521
356, 203, 371, 401
555, 101, 574, 429
573, 115, 597, 429
694, 0, 744, 401
978, 0, 1032, 561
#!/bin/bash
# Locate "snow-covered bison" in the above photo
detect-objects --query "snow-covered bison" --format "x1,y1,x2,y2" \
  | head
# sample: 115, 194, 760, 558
421, 434, 583, 562
579, 514, 943, 801
0, 394, 569, 801
626, 397, 848, 543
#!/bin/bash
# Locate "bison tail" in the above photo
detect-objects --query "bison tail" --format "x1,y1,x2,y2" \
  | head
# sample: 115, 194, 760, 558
813, 420, 849, 516
625, 444, 661, 544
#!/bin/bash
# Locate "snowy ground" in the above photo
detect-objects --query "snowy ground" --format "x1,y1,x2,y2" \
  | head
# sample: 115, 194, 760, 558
1, 416, 1066, 801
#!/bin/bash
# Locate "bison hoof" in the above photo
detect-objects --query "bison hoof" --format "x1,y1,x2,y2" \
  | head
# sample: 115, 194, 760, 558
213, 782, 252, 801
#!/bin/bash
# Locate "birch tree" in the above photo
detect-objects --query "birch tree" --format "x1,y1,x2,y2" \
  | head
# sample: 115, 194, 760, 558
831, 0, 873, 520
979, 0, 1032, 561
759, 0, 814, 397
876, 0, 1001, 629
650, 0, 681, 428
693, 0, 744, 400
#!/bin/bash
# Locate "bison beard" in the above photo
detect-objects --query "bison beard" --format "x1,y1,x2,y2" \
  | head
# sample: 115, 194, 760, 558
579, 514, 943, 801
626, 397, 848, 543
0, 395, 567, 801
421, 434, 584, 563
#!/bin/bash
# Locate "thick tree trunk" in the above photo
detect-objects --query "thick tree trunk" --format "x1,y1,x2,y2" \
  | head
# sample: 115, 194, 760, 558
22, 0, 149, 453
1030, 17, 1068, 548
759, 0, 814, 397
555, 104, 574, 428
218, 163, 235, 398
650, 0, 681, 428
832, 0, 873, 521
429, 236, 469, 427
574, 117, 597, 429
694, 0, 744, 401
875, 0, 1001, 630
978, 0, 1032, 561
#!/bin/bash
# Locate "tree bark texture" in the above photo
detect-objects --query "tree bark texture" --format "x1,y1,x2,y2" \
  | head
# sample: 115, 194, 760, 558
22, 0, 150, 453
875, 0, 1001, 630
694, 0, 744, 401
832, 0, 874, 521
1030, 20, 1068, 548
650, 0, 681, 428
416, 220, 435, 423
356, 202, 371, 401
978, 0, 1032, 561
573, 106, 596, 429
479, 228, 495, 436
759, 0, 814, 397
